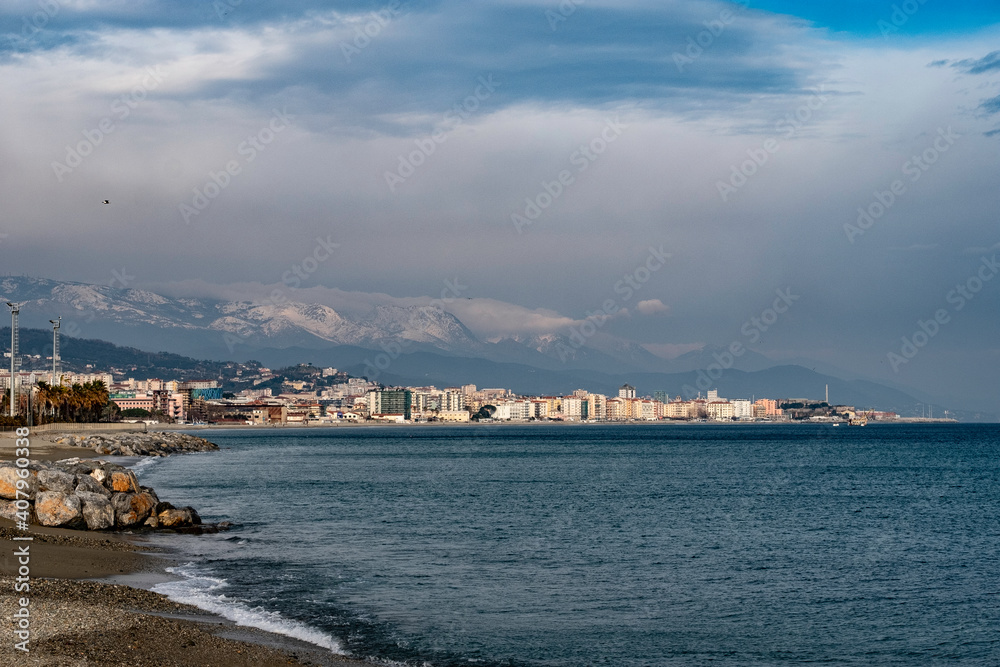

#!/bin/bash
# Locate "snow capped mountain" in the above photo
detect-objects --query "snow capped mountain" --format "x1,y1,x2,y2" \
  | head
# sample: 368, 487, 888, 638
0, 277, 483, 356
0, 277, 663, 373
212, 301, 359, 340
360, 305, 481, 349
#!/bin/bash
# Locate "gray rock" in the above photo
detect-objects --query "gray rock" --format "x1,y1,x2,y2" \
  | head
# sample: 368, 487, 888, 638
75, 474, 111, 498
38, 469, 76, 494
154, 501, 175, 515
181, 506, 202, 525
76, 491, 115, 530
0, 499, 33, 524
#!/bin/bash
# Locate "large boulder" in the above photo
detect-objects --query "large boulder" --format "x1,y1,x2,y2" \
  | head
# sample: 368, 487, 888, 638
57, 460, 100, 476
112, 492, 156, 527
157, 508, 196, 528
154, 501, 175, 515
0, 466, 37, 501
109, 470, 140, 494
35, 491, 83, 527
0, 499, 33, 524
38, 469, 76, 495
184, 506, 202, 525
76, 491, 115, 530
75, 474, 111, 498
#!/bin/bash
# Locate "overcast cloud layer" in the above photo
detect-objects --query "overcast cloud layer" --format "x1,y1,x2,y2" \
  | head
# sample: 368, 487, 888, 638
1, 1, 998, 413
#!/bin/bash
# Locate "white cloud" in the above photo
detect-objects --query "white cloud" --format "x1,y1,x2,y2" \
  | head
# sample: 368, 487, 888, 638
636, 298, 669, 315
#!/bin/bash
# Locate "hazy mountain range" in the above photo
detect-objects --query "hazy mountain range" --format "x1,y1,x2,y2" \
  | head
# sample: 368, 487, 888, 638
0, 276, 989, 420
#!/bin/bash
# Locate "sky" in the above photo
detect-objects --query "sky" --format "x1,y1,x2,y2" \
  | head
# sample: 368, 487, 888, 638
1, 0, 998, 413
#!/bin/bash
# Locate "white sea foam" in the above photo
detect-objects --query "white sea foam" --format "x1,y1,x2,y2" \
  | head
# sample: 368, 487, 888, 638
127, 456, 162, 479
152, 563, 344, 654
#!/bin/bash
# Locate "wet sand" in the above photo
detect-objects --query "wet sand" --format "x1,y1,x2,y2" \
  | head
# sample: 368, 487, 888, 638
0, 429, 94, 463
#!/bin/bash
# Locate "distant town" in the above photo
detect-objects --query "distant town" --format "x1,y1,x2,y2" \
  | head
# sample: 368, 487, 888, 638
1, 361, 920, 426
0, 315, 954, 425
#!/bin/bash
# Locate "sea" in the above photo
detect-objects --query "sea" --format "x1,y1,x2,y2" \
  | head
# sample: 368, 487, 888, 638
132, 423, 1000, 666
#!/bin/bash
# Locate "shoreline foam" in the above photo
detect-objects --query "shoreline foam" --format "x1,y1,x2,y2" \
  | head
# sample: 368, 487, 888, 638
0, 518, 375, 666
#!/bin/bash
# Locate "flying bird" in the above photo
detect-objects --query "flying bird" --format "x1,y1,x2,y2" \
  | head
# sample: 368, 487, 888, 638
102, 200, 110, 204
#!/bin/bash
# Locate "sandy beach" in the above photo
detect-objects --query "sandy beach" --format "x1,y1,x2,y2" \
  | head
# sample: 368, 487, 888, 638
0, 431, 377, 666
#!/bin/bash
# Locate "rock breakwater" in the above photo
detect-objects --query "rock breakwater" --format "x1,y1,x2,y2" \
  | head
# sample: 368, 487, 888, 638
0, 458, 227, 533
53, 431, 219, 457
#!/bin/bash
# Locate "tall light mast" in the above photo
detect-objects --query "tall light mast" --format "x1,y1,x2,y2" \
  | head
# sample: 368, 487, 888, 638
6, 302, 20, 417
50, 317, 61, 385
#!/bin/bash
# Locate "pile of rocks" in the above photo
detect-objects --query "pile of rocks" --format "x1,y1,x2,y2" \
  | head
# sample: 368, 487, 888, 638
0, 459, 219, 532
53, 432, 219, 457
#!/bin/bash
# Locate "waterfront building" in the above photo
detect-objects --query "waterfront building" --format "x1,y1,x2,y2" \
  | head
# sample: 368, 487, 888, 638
732, 399, 753, 420
586, 393, 606, 420
369, 389, 413, 420
754, 398, 783, 417
606, 397, 627, 421
706, 401, 734, 421
561, 396, 584, 419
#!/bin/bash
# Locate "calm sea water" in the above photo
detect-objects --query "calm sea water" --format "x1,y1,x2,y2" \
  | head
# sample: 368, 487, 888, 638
138, 423, 1000, 666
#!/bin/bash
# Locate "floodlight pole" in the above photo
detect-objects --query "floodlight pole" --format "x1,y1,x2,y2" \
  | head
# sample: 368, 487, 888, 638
50, 317, 61, 385
7, 302, 20, 417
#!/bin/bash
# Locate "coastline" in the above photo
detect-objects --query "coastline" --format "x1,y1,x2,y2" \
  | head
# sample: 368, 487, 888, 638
0, 524, 376, 667
149, 417, 961, 431
0, 432, 377, 666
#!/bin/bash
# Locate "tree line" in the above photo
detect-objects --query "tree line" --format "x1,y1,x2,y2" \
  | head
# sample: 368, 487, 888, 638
30, 380, 112, 424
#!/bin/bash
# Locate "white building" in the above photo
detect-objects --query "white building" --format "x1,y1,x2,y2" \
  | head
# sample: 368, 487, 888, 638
561, 396, 584, 419
732, 399, 754, 420
494, 400, 532, 421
